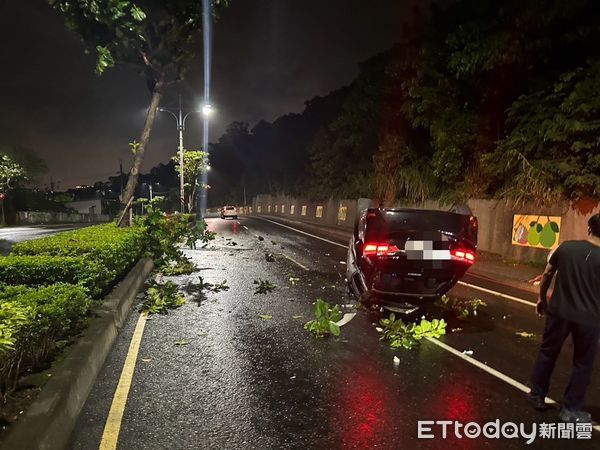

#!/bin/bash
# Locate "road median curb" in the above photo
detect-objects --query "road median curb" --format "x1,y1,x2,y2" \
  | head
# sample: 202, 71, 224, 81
1, 257, 154, 450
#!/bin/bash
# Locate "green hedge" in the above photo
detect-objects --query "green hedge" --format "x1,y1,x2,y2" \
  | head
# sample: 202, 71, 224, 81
11, 223, 145, 282
0, 224, 146, 396
0, 284, 91, 394
0, 256, 111, 298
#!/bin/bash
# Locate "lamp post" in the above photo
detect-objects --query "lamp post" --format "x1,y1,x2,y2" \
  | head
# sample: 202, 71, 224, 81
158, 95, 200, 213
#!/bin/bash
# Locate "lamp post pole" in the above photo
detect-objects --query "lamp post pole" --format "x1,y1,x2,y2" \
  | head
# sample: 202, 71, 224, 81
177, 95, 185, 213
159, 96, 201, 214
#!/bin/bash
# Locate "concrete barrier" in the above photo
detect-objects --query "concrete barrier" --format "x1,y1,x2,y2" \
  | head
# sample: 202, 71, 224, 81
16, 211, 111, 225
247, 194, 599, 264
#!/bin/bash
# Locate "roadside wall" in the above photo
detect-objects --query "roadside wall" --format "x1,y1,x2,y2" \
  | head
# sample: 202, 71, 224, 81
65, 199, 103, 215
16, 211, 111, 225
244, 194, 600, 264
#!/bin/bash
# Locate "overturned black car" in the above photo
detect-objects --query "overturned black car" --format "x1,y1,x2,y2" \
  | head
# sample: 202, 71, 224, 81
346, 207, 478, 312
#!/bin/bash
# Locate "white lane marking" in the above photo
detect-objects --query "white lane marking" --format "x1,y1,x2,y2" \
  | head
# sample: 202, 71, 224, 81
255, 217, 347, 248
458, 281, 536, 307
243, 225, 249, 231
427, 337, 600, 432
278, 253, 310, 271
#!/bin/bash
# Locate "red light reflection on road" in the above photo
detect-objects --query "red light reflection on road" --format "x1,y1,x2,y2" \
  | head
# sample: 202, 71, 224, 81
432, 381, 479, 449
233, 221, 238, 235
333, 365, 396, 449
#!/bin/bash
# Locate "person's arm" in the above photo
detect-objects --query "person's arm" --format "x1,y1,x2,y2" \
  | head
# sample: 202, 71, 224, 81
537, 263, 556, 316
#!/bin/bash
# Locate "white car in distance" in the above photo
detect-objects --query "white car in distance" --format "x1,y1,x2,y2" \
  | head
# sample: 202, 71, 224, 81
220, 206, 238, 220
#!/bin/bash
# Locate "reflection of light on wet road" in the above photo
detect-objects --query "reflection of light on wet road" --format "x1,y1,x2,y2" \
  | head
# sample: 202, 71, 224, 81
334, 363, 395, 448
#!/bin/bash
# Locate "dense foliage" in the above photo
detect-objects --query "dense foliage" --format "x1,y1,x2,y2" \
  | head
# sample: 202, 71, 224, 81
0, 284, 90, 396
0, 223, 147, 398
49, 0, 230, 210
172, 150, 208, 213
210, 0, 600, 205
134, 198, 215, 267
0, 256, 110, 298
12, 223, 145, 281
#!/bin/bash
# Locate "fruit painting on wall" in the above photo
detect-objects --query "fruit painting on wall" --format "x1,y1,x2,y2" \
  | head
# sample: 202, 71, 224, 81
512, 215, 561, 249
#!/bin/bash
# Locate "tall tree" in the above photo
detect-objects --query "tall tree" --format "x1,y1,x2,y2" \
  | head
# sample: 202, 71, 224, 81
49, 0, 229, 217
0, 146, 48, 185
172, 150, 207, 212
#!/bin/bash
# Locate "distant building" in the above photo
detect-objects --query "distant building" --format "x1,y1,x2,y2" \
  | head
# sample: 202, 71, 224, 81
65, 199, 102, 215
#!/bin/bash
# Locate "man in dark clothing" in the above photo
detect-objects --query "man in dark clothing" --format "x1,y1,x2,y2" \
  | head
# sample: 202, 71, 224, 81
529, 213, 600, 423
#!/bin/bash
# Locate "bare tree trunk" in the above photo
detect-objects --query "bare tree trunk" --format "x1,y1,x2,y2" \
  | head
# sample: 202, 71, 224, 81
119, 75, 165, 226
188, 183, 197, 213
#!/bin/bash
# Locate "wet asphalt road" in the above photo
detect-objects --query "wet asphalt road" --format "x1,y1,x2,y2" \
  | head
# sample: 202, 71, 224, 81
0, 225, 79, 255
70, 217, 600, 449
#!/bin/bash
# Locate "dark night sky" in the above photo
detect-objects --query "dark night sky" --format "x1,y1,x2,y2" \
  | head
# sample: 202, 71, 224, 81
0, 0, 424, 188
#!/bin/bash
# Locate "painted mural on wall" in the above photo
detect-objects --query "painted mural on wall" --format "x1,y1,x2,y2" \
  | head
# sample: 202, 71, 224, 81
512, 215, 561, 249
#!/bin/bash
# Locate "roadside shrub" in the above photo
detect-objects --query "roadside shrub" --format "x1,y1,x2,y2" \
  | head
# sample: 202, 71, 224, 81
134, 199, 214, 266
0, 256, 111, 298
0, 284, 91, 396
11, 223, 145, 281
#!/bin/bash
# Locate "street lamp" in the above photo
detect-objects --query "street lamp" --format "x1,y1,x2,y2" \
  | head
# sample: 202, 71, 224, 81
158, 94, 202, 213
202, 103, 214, 117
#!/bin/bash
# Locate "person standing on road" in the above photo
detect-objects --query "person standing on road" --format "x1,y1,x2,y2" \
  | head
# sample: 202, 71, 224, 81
528, 213, 600, 423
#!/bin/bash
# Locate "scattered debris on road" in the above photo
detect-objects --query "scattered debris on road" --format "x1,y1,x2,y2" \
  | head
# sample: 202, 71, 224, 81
304, 299, 342, 337
334, 313, 356, 327
462, 350, 474, 356
289, 277, 300, 286
435, 295, 487, 320
265, 253, 275, 262
141, 281, 186, 315
378, 315, 447, 350
254, 279, 277, 294
515, 331, 536, 339
174, 340, 191, 346
258, 314, 273, 320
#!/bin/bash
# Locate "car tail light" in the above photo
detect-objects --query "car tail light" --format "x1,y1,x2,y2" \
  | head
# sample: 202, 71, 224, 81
451, 247, 476, 265
363, 242, 400, 257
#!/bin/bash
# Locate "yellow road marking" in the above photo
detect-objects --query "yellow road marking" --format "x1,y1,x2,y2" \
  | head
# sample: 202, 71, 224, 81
99, 313, 148, 450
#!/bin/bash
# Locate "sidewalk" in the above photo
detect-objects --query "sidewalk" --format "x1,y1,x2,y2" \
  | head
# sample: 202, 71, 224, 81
253, 214, 543, 294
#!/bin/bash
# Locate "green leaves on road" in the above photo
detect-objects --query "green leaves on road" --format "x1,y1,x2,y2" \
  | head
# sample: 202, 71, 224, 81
435, 295, 487, 320
160, 259, 199, 276
253, 279, 276, 295
515, 331, 536, 340
304, 299, 343, 337
194, 276, 229, 293
141, 281, 186, 315
258, 314, 273, 320
378, 314, 447, 350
